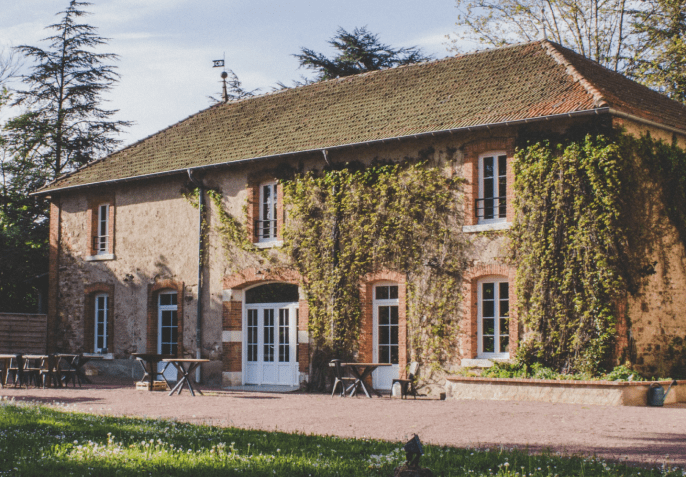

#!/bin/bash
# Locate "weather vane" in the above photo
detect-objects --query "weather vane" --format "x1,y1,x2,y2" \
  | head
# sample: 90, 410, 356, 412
212, 53, 229, 103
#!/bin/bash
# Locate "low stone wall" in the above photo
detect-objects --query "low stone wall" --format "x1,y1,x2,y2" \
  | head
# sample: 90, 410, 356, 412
445, 377, 686, 406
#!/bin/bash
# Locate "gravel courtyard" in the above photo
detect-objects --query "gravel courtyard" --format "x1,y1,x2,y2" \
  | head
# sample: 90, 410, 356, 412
2, 378, 685, 468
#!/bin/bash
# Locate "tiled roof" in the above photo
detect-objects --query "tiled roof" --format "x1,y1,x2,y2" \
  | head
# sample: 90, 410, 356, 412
37, 40, 686, 194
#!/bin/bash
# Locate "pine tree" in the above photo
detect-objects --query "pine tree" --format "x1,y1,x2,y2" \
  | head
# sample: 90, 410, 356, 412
7, 0, 130, 179
294, 27, 432, 82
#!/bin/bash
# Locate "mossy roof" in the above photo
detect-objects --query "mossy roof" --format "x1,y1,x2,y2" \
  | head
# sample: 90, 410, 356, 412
37, 40, 686, 194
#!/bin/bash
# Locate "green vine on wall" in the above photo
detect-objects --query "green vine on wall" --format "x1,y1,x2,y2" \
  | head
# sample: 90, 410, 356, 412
510, 133, 654, 374
283, 161, 469, 364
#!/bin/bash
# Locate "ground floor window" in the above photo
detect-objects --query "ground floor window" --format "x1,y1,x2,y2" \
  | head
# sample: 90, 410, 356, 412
477, 277, 509, 358
94, 293, 109, 353
373, 282, 400, 390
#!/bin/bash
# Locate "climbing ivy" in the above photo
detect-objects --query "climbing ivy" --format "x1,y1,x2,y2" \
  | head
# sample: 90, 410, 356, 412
283, 161, 469, 363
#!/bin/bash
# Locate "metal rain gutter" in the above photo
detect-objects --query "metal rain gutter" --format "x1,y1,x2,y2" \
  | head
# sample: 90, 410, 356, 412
32, 108, 613, 197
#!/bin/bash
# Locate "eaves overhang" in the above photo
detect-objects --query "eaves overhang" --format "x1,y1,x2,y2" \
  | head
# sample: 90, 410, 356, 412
31, 107, 622, 197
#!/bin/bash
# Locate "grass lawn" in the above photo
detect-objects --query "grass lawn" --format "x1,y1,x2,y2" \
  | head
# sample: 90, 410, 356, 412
0, 398, 684, 477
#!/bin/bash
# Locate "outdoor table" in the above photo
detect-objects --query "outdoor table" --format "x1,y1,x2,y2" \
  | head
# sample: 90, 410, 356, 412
132, 353, 175, 391
22, 354, 57, 388
56, 354, 104, 385
161, 358, 209, 397
0, 354, 22, 388
340, 362, 392, 398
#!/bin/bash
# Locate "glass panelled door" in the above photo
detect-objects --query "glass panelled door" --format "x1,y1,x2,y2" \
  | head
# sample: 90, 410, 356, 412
157, 291, 178, 381
477, 279, 510, 358
373, 283, 400, 390
244, 303, 298, 385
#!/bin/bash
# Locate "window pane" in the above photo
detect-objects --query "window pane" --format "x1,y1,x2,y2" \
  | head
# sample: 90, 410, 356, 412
379, 306, 390, 325
170, 294, 178, 306
500, 318, 509, 335
376, 286, 389, 300
162, 328, 171, 343
500, 300, 509, 317
483, 157, 494, 178
498, 155, 507, 177
390, 306, 398, 325
389, 286, 398, 299
160, 294, 171, 306
483, 283, 494, 299
483, 301, 494, 318
499, 282, 509, 299
390, 346, 399, 364
97, 336, 104, 349
390, 325, 398, 345
483, 318, 495, 335
483, 336, 495, 353
500, 336, 510, 353
379, 346, 389, 363
380, 326, 390, 345
171, 327, 178, 343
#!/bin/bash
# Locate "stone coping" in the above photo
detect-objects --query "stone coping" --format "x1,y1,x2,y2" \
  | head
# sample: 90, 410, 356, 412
446, 376, 685, 387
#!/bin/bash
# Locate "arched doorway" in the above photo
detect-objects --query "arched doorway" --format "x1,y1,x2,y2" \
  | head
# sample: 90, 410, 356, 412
243, 283, 299, 386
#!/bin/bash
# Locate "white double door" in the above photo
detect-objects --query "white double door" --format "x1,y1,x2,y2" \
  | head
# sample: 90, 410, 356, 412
244, 303, 299, 386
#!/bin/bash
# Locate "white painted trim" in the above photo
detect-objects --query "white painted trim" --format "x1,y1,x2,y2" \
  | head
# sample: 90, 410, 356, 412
476, 276, 510, 359
462, 222, 511, 233
94, 293, 109, 353
477, 152, 508, 225
85, 254, 115, 261
222, 330, 242, 343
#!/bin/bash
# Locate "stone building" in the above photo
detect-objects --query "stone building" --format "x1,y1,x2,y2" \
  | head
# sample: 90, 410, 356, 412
33, 40, 686, 387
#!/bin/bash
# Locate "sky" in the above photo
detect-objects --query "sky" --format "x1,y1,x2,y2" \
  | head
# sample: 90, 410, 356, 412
1, 0, 463, 147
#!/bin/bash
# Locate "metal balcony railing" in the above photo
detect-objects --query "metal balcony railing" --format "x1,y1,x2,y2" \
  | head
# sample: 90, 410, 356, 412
254, 219, 278, 240
92, 235, 109, 254
475, 196, 507, 221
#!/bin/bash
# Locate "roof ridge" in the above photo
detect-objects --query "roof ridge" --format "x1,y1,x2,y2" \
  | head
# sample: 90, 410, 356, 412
540, 40, 608, 108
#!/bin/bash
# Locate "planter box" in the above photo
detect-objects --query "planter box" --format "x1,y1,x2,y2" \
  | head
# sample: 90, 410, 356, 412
445, 376, 686, 406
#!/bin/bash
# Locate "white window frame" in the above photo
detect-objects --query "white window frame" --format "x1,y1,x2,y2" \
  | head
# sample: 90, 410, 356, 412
96, 203, 110, 254
477, 276, 510, 359
258, 182, 278, 243
157, 291, 178, 356
94, 293, 108, 353
477, 152, 507, 224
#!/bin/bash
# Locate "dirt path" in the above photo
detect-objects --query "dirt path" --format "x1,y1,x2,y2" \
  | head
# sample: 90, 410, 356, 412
2, 379, 685, 468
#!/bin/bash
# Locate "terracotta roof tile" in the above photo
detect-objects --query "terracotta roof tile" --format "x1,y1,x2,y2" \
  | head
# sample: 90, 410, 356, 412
38, 41, 686, 193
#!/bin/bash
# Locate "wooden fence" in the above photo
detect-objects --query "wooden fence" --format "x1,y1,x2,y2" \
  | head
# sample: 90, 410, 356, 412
0, 313, 47, 354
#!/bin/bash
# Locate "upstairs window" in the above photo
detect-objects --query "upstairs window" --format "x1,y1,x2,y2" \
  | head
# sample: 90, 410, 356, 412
94, 204, 109, 254
476, 153, 507, 223
256, 182, 278, 242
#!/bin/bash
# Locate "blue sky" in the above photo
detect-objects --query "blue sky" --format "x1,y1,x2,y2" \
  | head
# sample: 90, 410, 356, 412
1, 0, 462, 146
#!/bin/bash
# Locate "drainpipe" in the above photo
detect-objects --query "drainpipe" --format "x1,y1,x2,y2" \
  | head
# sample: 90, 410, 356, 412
187, 169, 204, 384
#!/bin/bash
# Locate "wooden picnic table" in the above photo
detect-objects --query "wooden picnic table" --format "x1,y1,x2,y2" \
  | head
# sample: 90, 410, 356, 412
162, 358, 209, 397
131, 353, 175, 391
0, 354, 21, 388
340, 362, 392, 398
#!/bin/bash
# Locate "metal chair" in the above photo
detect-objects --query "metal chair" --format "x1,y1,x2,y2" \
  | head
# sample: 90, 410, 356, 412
329, 359, 356, 398
391, 361, 420, 399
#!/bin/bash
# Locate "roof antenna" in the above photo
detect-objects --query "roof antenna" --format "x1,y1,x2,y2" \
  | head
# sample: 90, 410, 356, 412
542, 8, 548, 40
212, 53, 229, 102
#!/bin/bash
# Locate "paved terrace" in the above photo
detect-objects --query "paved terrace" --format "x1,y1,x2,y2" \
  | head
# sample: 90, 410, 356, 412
1, 378, 685, 468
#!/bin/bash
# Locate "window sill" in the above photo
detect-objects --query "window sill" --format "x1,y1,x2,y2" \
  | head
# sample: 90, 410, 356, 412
254, 240, 283, 249
85, 254, 116, 262
462, 222, 511, 233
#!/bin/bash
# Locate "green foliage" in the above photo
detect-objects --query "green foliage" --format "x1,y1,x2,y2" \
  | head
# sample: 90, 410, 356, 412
283, 161, 468, 360
292, 26, 432, 83
7, 0, 130, 177
2, 401, 682, 476
482, 361, 646, 381
630, 0, 686, 104
510, 135, 638, 374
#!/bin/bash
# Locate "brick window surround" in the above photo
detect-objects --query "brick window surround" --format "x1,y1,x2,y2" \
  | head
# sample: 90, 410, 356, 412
222, 268, 308, 376
462, 137, 516, 226
146, 280, 184, 355
83, 283, 115, 354
359, 270, 408, 379
461, 264, 518, 360
246, 178, 284, 243
86, 195, 115, 256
